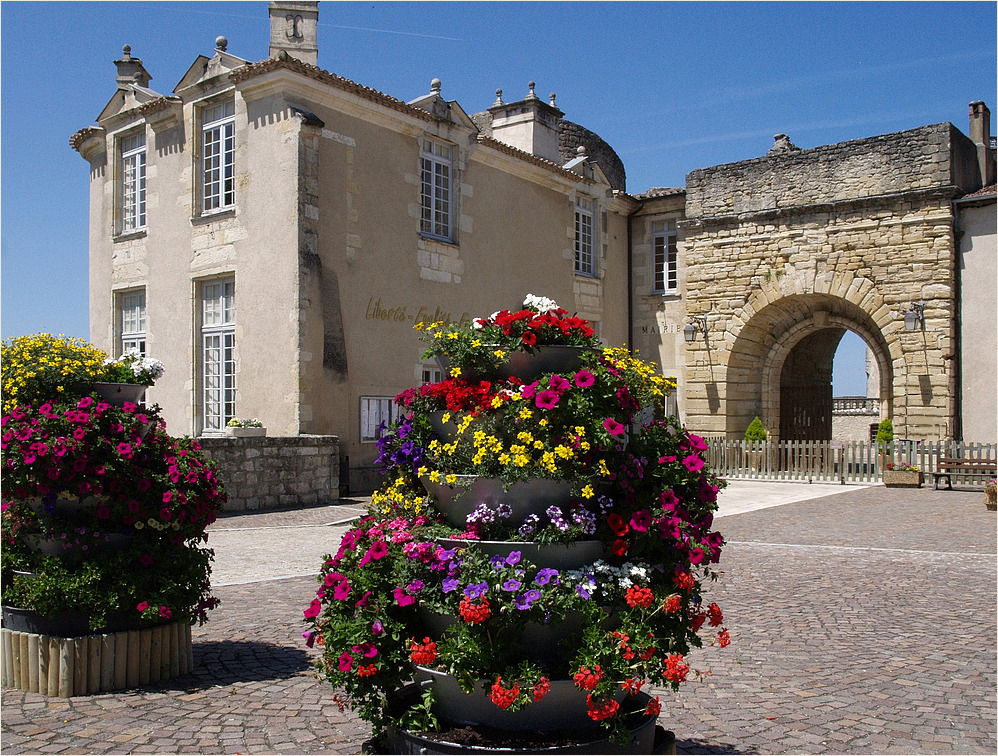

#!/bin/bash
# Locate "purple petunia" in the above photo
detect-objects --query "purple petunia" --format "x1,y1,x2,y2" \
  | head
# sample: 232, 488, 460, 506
464, 582, 489, 599
502, 579, 522, 592
442, 577, 459, 594
535, 568, 560, 586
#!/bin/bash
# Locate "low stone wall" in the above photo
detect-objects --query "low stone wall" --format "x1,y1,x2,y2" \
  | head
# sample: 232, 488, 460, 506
832, 413, 879, 444
198, 435, 339, 511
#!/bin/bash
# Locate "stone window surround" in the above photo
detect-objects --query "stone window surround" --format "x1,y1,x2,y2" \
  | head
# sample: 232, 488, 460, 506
196, 97, 237, 218
198, 276, 236, 435
574, 193, 598, 278
119, 129, 147, 235
117, 287, 147, 358
652, 218, 679, 295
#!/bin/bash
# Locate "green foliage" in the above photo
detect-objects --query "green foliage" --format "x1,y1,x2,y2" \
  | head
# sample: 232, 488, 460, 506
399, 686, 440, 733
876, 417, 894, 444
744, 417, 767, 441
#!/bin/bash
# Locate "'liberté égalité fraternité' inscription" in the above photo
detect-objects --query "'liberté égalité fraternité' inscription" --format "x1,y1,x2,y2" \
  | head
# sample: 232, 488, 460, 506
365, 297, 472, 328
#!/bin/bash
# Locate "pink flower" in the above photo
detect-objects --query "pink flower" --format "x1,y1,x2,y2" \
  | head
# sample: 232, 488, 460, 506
162, 491, 173, 503
535, 390, 561, 410
160, 507, 173, 521
303, 599, 322, 618
122, 402, 139, 414
333, 580, 351, 601
136, 601, 150, 612
630, 509, 653, 532
393, 587, 416, 607
117, 442, 133, 457
574, 369, 596, 388
520, 381, 539, 399
159, 606, 172, 620
337, 652, 354, 672
682, 454, 705, 472
77, 397, 93, 409
359, 539, 388, 566
549, 375, 570, 391
603, 417, 625, 436
139, 553, 154, 566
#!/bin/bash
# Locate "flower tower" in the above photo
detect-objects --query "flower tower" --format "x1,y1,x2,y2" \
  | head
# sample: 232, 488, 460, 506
1, 335, 224, 696
304, 297, 730, 752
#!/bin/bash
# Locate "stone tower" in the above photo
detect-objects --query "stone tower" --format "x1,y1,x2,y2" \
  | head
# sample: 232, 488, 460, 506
269, 1, 318, 65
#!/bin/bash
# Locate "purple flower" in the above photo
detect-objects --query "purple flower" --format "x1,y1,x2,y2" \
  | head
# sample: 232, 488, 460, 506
490, 554, 506, 571
575, 585, 591, 600
535, 568, 560, 586
504, 551, 521, 566
371, 620, 385, 636
302, 631, 316, 648
442, 577, 459, 594
514, 589, 541, 611
464, 582, 489, 599
406, 580, 425, 594
502, 579, 522, 592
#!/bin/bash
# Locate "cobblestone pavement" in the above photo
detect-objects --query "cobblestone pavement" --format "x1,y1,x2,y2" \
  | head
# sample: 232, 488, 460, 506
2, 485, 995, 754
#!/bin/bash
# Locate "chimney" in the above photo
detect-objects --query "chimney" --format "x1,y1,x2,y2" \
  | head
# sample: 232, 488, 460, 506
488, 81, 563, 163
269, 1, 319, 65
114, 45, 152, 89
969, 101, 996, 186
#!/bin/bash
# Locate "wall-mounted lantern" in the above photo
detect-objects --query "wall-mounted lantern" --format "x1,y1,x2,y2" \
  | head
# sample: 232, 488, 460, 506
683, 315, 708, 344
903, 302, 925, 332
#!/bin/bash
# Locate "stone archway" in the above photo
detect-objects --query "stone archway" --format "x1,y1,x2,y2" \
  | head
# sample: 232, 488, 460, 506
720, 292, 895, 442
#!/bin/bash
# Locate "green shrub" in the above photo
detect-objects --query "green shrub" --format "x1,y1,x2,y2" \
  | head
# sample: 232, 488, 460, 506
876, 418, 894, 445
744, 417, 767, 441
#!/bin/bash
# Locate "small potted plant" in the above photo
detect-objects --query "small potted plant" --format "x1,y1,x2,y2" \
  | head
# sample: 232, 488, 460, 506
985, 479, 996, 511
225, 417, 266, 438
95, 350, 166, 406
882, 461, 923, 488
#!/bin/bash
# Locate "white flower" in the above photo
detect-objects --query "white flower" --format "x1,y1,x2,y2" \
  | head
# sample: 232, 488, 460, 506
523, 294, 559, 313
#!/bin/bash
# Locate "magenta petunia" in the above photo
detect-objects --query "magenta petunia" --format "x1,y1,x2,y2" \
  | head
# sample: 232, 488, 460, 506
337, 652, 354, 672
630, 509, 653, 532
136, 601, 150, 612
535, 390, 561, 410
303, 598, 322, 618
574, 369, 596, 388
393, 587, 416, 607
520, 381, 539, 400
603, 417, 625, 436
549, 375, 571, 391
682, 454, 705, 472
333, 580, 351, 601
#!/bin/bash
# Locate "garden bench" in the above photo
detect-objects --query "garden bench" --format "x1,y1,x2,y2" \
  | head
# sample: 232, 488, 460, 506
932, 457, 997, 490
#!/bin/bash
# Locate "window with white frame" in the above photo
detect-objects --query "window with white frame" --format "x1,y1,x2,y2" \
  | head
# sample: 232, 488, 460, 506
120, 131, 146, 233
575, 196, 595, 276
421, 365, 444, 385
420, 139, 453, 241
201, 100, 235, 213
119, 290, 147, 356
201, 279, 235, 432
360, 397, 399, 443
653, 220, 678, 294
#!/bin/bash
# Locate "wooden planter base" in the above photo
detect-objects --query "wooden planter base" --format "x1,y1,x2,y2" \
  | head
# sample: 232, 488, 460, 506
0, 623, 192, 697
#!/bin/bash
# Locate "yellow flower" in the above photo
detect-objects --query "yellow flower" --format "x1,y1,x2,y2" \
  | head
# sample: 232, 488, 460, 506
429, 470, 441, 483
517, 431, 533, 444
538, 419, 548, 427
598, 459, 611, 476
450, 367, 462, 377
441, 412, 451, 424
490, 395, 504, 408
499, 453, 511, 465
493, 350, 507, 359
417, 466, 428, 478
533, 440, 544, 450
471, 339, 482, 347
445, 473, 457, 485
518, 407, 533, 420
447, 332, 459, 340
414, 321, 425, 331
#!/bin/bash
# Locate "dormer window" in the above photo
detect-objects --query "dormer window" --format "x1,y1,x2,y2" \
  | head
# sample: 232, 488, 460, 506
420, 139, 453, 241
120, 130, 146, 233
201, 100, 235, 213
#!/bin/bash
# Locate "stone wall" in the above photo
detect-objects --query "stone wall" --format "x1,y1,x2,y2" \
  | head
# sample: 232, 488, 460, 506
832, 413, 879, 443
198, 435, 339, 511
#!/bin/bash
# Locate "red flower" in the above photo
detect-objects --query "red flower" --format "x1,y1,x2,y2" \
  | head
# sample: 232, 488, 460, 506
611, 539, 628, 556
586, 694, 620, 721
489, 676, 520, 709
409, 637, 438, 666
606, 513, 629, 537
521, 331, 537, 346
532, 676, 551, 702
662, 594, 683, 614
357, 664, 377, 677
572, 665, 603, 691
717, 628, 731, 648
673, 570, 696, 591
707, 602, 724, 627
459, 596, 491, 624
621, 677, 645, 695
645, 696, 662, 716
688, 607, 707, 632
663, 654, 689, 684
625, 586, 654, 608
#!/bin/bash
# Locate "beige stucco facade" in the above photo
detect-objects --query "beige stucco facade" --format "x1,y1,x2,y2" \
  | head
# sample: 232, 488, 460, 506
73, 3, 995, 494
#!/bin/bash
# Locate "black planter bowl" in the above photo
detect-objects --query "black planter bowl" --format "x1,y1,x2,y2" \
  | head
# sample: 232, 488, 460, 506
1, 604, 167, 637
383, 682, 666, 754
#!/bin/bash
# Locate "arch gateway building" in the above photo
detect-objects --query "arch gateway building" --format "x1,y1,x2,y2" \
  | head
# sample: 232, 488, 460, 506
73, 2, 996, 491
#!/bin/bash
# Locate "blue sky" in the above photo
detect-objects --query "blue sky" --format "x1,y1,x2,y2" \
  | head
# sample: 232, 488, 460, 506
2, 1, 995, 395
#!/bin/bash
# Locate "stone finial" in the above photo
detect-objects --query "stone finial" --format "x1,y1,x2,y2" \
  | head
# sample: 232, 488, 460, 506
114, 45, 151, 89
431, 78, 442, 95
493, 88, 504, 106
768, 133, 801, 155
215, 35, 228, 52
122, 45, 132, 59
527, 81, 538, 99
549, 92, 557, 107
576, 145, 587, 157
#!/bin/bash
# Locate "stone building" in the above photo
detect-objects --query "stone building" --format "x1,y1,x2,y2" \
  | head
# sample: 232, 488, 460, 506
73, 2, 995, 497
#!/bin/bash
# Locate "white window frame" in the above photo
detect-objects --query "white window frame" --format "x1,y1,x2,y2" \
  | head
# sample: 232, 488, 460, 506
201, 100, 235, 214
200, 278, 236, 433
119, 289, 147, 357
420, 139, 453, 241
575, 196, 595, 276
653, 220, 678, 294
120, 131, 147, 233
360, 397, 400, 443
421, 365, 444, 385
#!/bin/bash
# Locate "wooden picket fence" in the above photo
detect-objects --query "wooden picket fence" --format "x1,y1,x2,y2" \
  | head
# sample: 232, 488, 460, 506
703, 438, 997, 485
